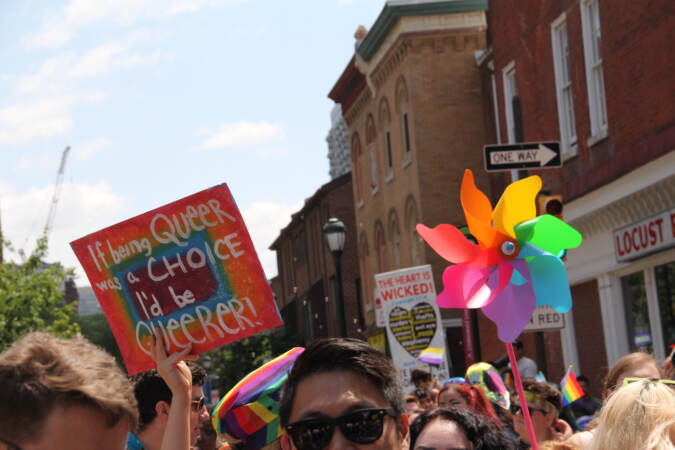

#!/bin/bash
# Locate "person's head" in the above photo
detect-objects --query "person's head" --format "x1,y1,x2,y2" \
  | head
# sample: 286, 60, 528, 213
437, 383, 501, 428
132, 361, 208, 445
513, 339, 524, 358
576, 375, 590, 395
512, 380, 562, 444
602, 352, 660, 398
411, 367, 432, 389
414, 388, 435, 411
591, 379, 675, 450
279, 338, 407, 449
405, 395, 420, 415
409, 408, 517, 450
0, 332, 137, 450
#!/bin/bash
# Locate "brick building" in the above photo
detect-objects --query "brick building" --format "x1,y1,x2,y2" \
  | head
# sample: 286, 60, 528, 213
270, 173, 363, 343
480, 0, 674, 393
329, 0, 492, 375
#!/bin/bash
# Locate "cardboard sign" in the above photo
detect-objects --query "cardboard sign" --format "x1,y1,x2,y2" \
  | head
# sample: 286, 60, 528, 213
70, 184, 282, 374
375, 265, 449, 393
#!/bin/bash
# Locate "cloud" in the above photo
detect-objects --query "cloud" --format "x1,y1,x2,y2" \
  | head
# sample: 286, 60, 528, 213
197, 121, 284, 151
1, 181, 126, 284
25, 0, 248, 49
73, 137, 113, 161
13, 151, 61, 174
0, 93, 104, 146
240, 200, 303, 279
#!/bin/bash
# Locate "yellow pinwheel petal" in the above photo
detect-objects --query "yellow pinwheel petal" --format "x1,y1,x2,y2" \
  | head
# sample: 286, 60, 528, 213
461, 170, 499, 248
492, 175, 542, 237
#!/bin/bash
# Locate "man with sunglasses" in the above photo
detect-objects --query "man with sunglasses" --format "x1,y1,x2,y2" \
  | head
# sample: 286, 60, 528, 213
511, 380, 571, 446
128, 348, 209, 450
279, 338, 408, 449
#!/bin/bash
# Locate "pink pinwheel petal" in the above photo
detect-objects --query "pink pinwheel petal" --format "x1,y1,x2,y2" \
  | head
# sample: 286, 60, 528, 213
417, 223, 479, 264
481, 261, 536, 342
437, 265, 504, 309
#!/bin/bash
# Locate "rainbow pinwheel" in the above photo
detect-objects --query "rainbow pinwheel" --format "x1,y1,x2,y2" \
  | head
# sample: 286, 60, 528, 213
416, 169, 582, 342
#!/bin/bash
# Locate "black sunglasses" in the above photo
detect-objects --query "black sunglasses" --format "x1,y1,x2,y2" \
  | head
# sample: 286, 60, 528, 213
191, 397, 206, 412
285, 408, 397, 450
511, 404, 548, 416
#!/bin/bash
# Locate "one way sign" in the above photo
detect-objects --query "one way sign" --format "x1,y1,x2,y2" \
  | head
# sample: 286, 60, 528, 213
484, 142, 561, 172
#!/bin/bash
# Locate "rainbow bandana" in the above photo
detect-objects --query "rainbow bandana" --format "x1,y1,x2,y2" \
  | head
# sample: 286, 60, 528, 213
465, 362, 510, 410
213, 347, 304, 448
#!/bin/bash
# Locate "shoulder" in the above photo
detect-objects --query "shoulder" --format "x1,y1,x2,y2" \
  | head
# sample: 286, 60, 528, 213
126, 432, 145, 450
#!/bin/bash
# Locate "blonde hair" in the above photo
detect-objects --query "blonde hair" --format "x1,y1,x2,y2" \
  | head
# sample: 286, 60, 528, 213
0, 332, 138, 445
591, 379, 675, 450
539, 441, 579, 450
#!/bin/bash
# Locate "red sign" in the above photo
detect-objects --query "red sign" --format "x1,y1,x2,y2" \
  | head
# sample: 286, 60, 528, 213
613, 208, 675, 262
71, 184, 282, 374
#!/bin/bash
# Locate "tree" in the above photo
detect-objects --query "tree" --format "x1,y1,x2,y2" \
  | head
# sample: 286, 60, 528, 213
0, 237, 80, 351
75, 313, 122, 365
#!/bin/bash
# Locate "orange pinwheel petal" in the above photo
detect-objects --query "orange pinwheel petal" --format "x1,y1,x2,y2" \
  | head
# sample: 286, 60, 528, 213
492, 175, 541, 237
461, 170, 498, 248
416, 223, 479, 264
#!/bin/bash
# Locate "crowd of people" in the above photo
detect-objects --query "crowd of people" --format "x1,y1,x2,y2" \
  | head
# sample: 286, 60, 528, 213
0, 331, 673, 449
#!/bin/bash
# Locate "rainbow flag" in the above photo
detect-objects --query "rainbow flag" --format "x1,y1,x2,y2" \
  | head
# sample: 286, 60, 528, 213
212, 347, 304, 447
560, 367, 585, 406
418, 347, 444, 365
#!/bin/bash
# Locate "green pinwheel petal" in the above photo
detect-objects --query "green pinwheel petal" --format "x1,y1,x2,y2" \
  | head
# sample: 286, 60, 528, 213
514, 214, 582, 255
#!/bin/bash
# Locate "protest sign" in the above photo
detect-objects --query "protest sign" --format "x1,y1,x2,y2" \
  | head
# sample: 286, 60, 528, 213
70, 183, 282, 374
375, 265, 449, 392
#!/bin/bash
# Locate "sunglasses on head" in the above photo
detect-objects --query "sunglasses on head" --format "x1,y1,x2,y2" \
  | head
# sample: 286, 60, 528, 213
510, 403, 549, 416
285, 408, 397, 450
191, 397, 206, 412
622, 377, 675, 388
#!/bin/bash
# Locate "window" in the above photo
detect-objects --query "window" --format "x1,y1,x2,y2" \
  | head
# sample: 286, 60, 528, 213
655, 262, 675, 354
385, 131, 393, 173
389, 213, 401, 269
580, 0, 608, 139
551, 14, 577, 158
351, 134, 363, 206
375, 223, 387, 273
366, 115, 379, 193
502, 61, 517, 144
402, 113, 411, 156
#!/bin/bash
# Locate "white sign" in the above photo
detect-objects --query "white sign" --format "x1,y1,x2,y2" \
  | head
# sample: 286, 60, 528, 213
523, 306, 565, 332
613, 208, 675, 262
375, 265, 449, 393
484, 141, 561, 172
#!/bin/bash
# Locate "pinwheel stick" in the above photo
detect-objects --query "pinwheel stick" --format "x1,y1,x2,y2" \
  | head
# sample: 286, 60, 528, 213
506, 342, 539, 450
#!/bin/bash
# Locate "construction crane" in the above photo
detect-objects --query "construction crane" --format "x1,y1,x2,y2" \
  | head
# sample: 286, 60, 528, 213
18, 146, 70, 262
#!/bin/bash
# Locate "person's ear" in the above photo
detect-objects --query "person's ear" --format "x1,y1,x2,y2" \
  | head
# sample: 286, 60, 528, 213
399, 414, 410, 440
155, 400, 171, 419
279, 433, 292, 450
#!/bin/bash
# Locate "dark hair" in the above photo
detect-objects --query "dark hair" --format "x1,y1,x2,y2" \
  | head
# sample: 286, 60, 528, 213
279, 338, 404, 426
411, 367, 432, 384
409, 408, 518, 450
513, 340, 524, 350
577, 375, 589, 384
0, 332, 138, 445
131, 361, 207, 430
522, 379, 562, 412
414, 388, 431, 401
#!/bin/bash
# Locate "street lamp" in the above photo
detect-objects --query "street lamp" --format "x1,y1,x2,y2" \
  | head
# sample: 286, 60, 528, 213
323, 217, 347, 337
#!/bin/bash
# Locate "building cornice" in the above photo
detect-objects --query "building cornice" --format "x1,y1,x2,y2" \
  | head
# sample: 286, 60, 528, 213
357, 0, 487, 62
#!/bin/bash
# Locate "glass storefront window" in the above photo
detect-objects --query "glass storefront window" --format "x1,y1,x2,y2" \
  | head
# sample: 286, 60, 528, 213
655, 261, 675, 351
621, 271, 653, 353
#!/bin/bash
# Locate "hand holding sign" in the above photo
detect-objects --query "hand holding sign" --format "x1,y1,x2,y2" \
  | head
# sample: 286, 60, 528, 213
71, 184, 282, 374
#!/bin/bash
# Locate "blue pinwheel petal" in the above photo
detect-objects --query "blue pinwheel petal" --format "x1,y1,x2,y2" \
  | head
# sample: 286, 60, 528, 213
526, 254, 572, 312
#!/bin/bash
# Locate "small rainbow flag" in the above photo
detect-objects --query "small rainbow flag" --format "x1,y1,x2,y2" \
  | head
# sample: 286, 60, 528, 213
418, 347, 444, 366
212, 347, 304, 447
560, 367, 585, 406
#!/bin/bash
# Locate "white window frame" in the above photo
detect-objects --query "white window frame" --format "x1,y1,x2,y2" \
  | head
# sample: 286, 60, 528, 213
580, 0, 608, 144
551, 13, 578, 159
502, 61, 519, 181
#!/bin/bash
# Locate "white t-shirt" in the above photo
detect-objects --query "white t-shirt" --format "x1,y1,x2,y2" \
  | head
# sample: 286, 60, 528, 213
517, 356, 538, 378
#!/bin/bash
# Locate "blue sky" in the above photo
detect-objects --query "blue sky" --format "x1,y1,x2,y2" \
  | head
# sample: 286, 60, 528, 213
0, 0, 385, 284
